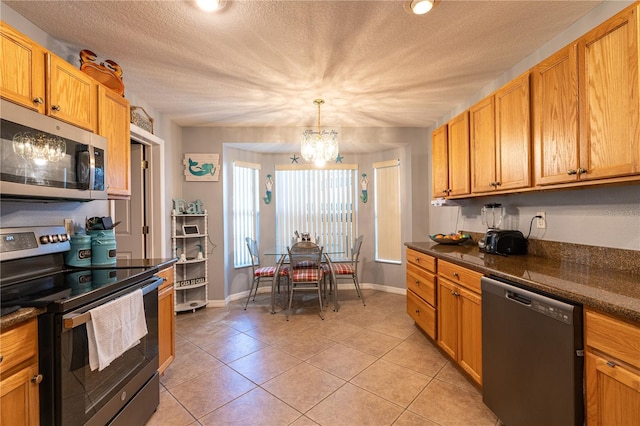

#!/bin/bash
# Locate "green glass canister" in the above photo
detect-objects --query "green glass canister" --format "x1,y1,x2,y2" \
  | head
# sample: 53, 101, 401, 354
64, 233, 92, 267
89, 229, 117, 265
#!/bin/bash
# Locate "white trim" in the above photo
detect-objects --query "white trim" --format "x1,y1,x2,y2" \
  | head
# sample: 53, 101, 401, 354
276, 163, 358, 171
234, 160, 261, 170
372, 159, 400, 169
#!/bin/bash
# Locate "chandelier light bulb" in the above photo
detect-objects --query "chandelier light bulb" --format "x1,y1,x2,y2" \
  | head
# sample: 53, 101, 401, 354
195, 0, 224, 12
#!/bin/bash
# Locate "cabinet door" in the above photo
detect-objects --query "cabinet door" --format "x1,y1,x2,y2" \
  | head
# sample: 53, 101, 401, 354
494, 73, 531, 191
437, 279, 458, 360
470, 97, 496, 193
585, 352, 640, 426
47, 53, 97, 131
458, 286, 482, 386
0, 23, 45, 113
406, 290, 437, 340
533, 44, 580, 186
0, 362, 40, 426
448, 111, 471, 196
158, 283, 175, 374
432, 125, 449, 198
578, 5, 640, 180
98, 85, 131, 198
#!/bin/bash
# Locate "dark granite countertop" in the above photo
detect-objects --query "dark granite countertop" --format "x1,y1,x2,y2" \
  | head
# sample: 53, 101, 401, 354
405, 241, 640, 324
0, 307, 45, 331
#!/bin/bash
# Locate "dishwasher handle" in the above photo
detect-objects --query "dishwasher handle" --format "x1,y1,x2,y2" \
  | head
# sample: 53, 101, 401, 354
506, 290, 532, 306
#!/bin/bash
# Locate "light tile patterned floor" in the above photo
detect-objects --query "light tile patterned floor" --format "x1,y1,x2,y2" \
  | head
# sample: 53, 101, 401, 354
146, 289, 498, 425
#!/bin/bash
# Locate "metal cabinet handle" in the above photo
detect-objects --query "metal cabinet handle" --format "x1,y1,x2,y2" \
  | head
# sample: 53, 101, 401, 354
567, 169, 577, 175
415, 258, 420, 262
415, 280, 420, 285
51, 105, 61, 112
33, 97, 44, 105
31, 374, 43, 384
452, 272, 459, 278
577, 168, 587, 175
0, 354, 3, 363
606, 361, 616, 368
442, 189, 448, 194
415, 308, 420, 314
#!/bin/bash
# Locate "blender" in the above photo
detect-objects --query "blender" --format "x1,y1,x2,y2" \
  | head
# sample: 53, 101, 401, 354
479, 203, 505, 250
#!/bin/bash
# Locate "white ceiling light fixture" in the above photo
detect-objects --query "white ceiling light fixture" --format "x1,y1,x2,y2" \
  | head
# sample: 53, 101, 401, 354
301, 99, 339, 166
406, 0, 435, 15
195, 0, 226, 13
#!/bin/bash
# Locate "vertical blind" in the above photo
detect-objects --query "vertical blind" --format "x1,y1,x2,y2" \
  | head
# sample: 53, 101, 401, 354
233, 161, 260, 267
275, 166, 357, 260
374, 159, 401, 263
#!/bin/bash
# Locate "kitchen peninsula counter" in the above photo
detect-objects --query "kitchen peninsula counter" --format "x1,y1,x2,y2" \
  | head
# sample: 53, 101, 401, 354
405, 242, 640, 323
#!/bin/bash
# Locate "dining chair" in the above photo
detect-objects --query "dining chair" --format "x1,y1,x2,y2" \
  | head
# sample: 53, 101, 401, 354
286, 241, 325, 320
244, 237, 288, 310
330, 235, 365, 306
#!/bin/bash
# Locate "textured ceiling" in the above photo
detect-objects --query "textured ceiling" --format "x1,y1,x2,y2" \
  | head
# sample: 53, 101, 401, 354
5, 0, 601, 131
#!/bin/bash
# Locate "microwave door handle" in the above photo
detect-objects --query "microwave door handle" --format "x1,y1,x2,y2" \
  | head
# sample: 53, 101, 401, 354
76, 148, 91, 190
88, 145, 96, 192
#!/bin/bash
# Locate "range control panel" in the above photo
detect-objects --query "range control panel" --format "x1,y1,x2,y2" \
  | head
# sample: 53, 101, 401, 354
0, 226, 70, 261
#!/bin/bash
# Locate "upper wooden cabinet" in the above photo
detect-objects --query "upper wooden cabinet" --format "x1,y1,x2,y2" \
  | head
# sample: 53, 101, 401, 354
534, 4, 640, 186
471, 73, 531, 194
578, 4, 640, 181
470, 96, 496, 193
0, 22, 45, 114
47, 53, 97, 132
98, 85, 131, 198
532, 44, 580, 186
432, 125, 449, 198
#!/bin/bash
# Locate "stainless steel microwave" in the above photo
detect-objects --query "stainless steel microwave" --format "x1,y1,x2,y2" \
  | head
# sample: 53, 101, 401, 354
0, 99, 108, 201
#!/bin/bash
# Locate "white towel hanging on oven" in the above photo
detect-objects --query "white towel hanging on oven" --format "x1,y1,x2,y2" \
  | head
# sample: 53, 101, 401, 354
86, 289, 148, 371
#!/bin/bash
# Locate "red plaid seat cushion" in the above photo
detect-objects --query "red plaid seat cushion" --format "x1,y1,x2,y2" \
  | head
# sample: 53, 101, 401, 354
255, 266, 288, 277
291, 268, 322, 281
332, 263, 355, 275
296, 260, 319, 269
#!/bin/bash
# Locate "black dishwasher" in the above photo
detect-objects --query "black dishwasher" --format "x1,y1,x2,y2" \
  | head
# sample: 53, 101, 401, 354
481, 276, 584, 426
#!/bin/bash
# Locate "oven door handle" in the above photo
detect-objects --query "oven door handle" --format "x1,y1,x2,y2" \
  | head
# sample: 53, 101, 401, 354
63, 276, 163, 330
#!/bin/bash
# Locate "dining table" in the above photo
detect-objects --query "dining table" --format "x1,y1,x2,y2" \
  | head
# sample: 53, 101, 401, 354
265, 248, 344, 314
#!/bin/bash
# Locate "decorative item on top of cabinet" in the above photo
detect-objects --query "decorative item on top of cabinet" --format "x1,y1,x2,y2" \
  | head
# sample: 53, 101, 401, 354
79, 49, 125, 97
437, 260, 483, 386
584, 308, 640, 426
0, 317, 41, 425
98, 85, 131, 198
156, 267, 175, 375
471, 73, 531, 194
172, 209, 209, 312
130, 106, 154, 134
406, 248, 437, 339
0, 21, 46, 114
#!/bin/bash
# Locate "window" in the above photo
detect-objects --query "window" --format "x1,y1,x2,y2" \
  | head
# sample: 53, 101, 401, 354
374, 159, 401, 263
233, 161, 260, 267
275, 165, 357, 259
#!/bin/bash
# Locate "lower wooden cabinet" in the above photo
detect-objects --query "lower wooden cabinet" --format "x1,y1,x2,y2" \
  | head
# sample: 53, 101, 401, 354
406, 249, 437, 339
157, 267, 175, 375
0, 317, 41, 426
437, 260, 483, 386
584, 309, 640, 426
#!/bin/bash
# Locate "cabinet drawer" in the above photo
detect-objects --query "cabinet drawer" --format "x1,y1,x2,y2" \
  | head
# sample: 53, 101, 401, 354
438, 260, 482, 293
406, 263, 436, 306
157, 267, 174, 291
407, 290, 436, 340
585, 309, 640, 369
0, 318, 38, 374
406, 248, 436, 273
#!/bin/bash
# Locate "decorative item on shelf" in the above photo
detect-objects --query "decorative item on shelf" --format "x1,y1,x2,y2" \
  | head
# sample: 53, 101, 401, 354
130, 106, 154, 134
360, 173, 368, 203
79, 49, 124, 96
290, 154, 299, 164
176, 277, 206, 288
172, 199, 204, 214
301, 99, 339, 166
183, 153, 220, 181
196, 244, 204, 260
263, 174, 273, 204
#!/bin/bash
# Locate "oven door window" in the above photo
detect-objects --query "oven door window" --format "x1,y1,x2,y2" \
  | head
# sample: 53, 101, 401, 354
59, 293, 158, 424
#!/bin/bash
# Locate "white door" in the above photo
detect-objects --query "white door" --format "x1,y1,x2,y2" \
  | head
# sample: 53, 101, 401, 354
114, 143, 147, 259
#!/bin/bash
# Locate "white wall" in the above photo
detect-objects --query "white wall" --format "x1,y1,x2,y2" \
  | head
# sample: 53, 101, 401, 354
428, 1, 640, 251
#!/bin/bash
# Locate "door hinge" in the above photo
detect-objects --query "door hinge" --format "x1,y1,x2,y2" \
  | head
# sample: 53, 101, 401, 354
141, 160, 149, 170
142, 225, 149, 235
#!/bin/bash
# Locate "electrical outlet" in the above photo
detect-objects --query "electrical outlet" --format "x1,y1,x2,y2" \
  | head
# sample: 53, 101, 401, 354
64, 219, 74, 234
536, 212, 546, 229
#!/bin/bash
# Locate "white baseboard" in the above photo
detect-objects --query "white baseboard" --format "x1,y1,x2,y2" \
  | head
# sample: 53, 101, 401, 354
204, 282, 406, 308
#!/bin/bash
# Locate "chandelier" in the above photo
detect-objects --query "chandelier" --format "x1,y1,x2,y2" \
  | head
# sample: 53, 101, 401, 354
301, 99, 339, 166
